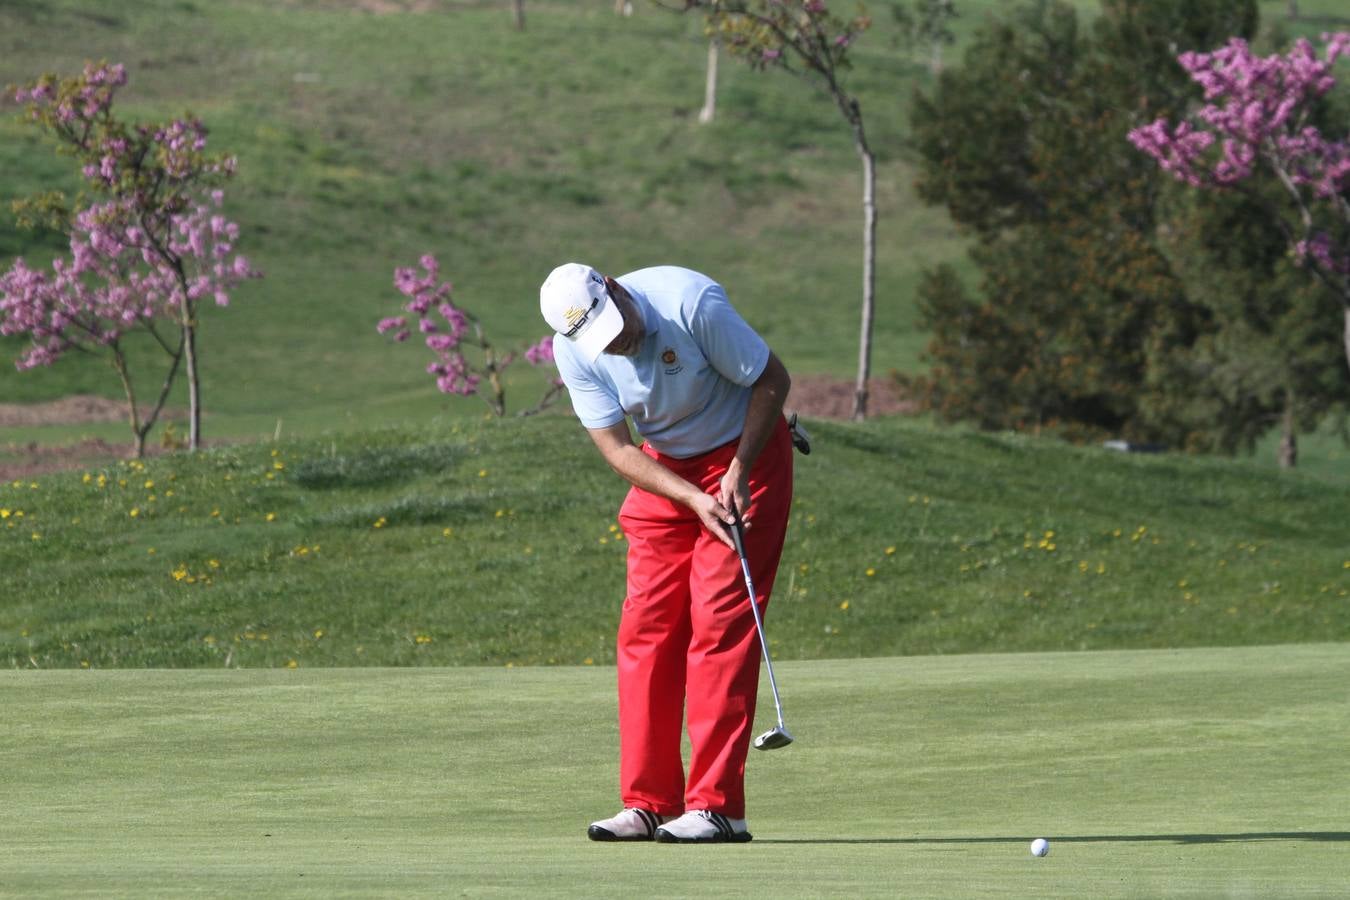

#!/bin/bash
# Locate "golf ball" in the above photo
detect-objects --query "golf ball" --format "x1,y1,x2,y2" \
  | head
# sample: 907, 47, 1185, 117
1030, 838, 1050, 857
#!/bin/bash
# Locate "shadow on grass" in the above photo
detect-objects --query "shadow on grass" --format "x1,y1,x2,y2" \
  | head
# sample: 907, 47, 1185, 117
758, 832, 1350, 845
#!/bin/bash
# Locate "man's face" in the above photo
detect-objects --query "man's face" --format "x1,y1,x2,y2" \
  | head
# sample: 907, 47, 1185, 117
602, 279, 645, 357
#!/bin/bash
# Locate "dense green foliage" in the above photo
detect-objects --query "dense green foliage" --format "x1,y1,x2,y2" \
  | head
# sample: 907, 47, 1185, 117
910, 0, 1348, 452
4, 415, 1347, 669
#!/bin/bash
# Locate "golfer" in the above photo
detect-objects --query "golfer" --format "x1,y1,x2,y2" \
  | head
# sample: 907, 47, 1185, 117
539, 262, 794, 844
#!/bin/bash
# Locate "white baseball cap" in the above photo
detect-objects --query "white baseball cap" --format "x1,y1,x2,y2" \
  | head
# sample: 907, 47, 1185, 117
539, 262, 625, 362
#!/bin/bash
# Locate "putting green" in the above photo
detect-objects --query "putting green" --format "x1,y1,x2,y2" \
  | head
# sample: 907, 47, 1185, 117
3, 644, 1347, 897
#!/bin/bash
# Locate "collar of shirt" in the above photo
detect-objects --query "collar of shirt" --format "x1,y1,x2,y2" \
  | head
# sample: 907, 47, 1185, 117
621, 283, 660, 353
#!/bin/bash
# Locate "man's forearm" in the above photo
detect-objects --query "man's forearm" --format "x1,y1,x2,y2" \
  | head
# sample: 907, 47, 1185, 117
731, 352, 791, 475
600, 441, 702, 508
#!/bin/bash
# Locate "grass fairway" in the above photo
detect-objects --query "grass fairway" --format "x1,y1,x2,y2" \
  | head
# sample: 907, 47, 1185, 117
3, 645, 1347, 898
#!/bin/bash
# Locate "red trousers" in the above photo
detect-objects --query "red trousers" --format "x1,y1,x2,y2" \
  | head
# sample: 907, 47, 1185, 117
615, 417, 793, 819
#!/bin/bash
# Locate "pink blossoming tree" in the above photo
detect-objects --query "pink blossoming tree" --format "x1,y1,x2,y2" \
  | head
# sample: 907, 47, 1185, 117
1, 62, 261, 456
1128, 33, 1350, 373
378, 254, 563, 417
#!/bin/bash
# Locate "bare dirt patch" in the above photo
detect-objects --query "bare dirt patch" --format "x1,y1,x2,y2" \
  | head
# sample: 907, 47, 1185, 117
786, 375, 917, 421
0, 395, 187, 481
0, 394, 134, 428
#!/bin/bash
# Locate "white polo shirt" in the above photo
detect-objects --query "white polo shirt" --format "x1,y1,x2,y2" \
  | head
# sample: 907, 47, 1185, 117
553, 266, 770, 459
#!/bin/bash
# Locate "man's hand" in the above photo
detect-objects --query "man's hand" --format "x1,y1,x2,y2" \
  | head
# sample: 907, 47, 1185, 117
691, 490, 737, 550
717, 461, 751, 531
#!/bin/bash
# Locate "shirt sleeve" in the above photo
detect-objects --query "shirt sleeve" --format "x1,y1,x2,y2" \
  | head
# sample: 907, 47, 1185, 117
553, 335, 627, 430
685, 282, 769, 387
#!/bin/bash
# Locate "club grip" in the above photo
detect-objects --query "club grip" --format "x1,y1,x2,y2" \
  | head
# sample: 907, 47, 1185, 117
728, 501, 747, 559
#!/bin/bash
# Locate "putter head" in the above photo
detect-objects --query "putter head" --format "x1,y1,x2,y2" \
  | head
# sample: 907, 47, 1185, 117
753, 726, 794, 751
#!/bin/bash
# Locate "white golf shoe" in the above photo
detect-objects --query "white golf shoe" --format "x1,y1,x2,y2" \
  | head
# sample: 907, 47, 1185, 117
654, 810, 752, 844
586, 808, 669, 842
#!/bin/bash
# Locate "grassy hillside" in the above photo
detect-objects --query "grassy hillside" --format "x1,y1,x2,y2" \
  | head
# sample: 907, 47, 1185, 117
3, 0, 1341, 444
4, 414, 1346, 669
0, 0, 961, 433
4, 645, 1348, 896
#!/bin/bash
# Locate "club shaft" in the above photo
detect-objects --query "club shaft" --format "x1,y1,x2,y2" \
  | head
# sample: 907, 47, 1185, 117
735, 551, 788, 729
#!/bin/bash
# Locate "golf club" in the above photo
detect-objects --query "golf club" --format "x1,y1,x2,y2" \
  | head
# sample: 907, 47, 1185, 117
728, 501, 794, 751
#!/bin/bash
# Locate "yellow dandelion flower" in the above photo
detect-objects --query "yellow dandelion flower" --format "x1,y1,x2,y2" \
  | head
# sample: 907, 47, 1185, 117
144, 480, 154, 489
265, 512, 277, 522
584, 657, 594, 666
443, 528, 453, 538
147, 548, 156, 555
885, 546, 896, 556
495, 509, 506, 518
609, 524, 619, 533
1096, 562, 1106, 575
31, 532, 41, 541
274, 461, 285, 471
373, 517, 386, 528
840, 600, 850, 610
82, 473, 92, 484
286, 660, 298, 669
478, 469, 489, 478
208, 559, 220, 569
314, 629, 324, 639
0, 509, 9, 519
865, 568, 875, 577
129, 508, 140, 518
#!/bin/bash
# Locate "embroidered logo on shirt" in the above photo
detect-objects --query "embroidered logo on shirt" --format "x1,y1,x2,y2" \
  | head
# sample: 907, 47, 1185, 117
661, 347, 683, 376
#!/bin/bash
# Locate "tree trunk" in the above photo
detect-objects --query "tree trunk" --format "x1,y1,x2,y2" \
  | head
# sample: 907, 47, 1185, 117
1278, 388, 1298, 469
699, 39, 719, 125
851, 107, 877, 422
511, 0, 525, 30
1344, 305, 1349, 379
184, 312, 201, 451
111, 349, 146, 459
